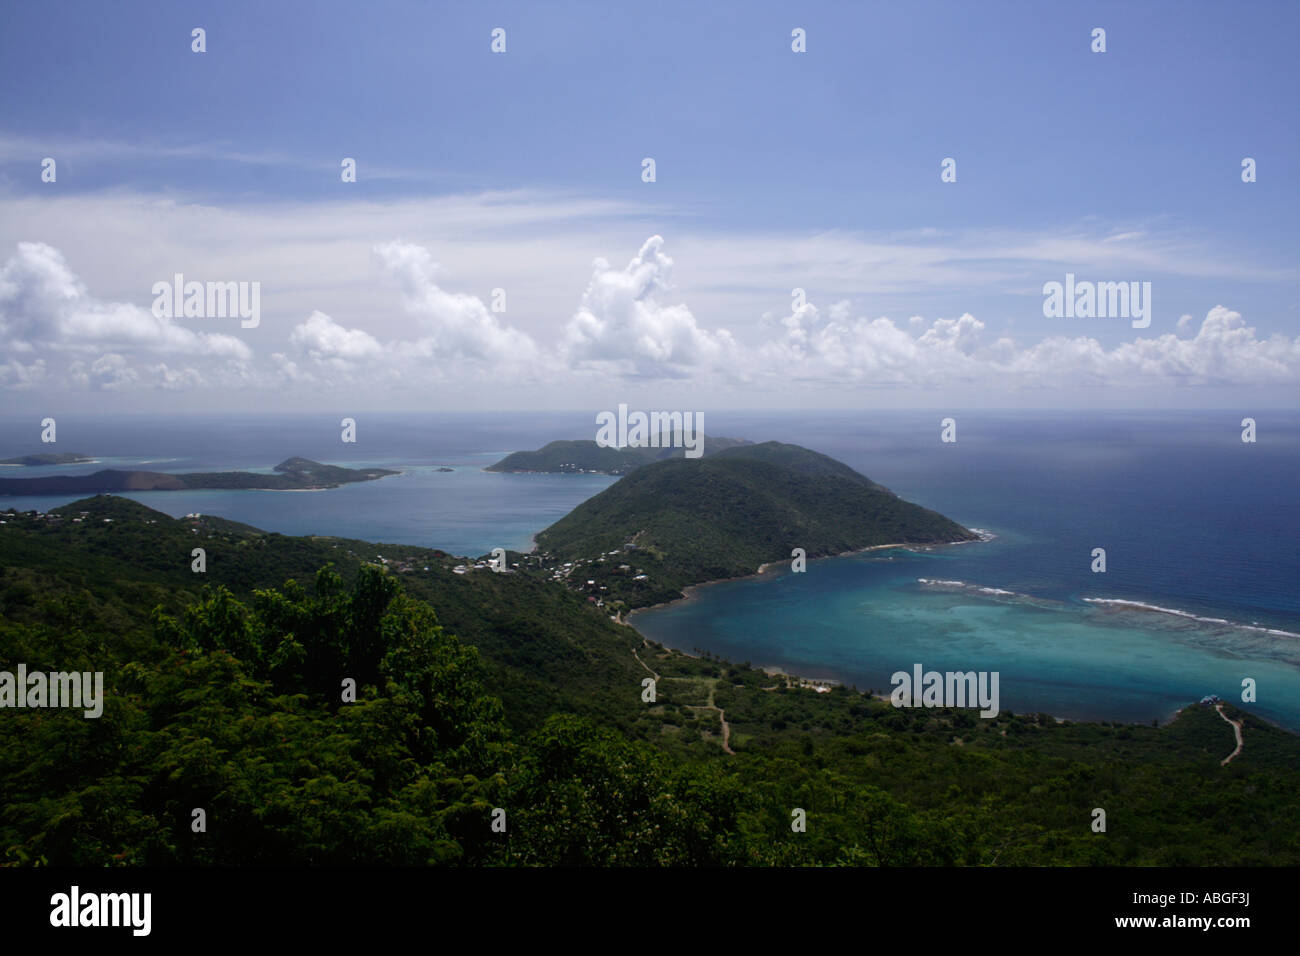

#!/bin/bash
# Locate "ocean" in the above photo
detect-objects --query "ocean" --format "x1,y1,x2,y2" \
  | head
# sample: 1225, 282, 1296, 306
0, 412, 617, 556
2, 410, 1298, 730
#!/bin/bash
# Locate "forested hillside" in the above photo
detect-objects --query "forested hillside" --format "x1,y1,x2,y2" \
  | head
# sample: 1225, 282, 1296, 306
536, 441, 978, 607
1, 496, 1296, 866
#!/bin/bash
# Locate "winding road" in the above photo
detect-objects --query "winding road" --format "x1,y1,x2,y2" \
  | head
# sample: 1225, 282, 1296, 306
1216, 703, 1244, 765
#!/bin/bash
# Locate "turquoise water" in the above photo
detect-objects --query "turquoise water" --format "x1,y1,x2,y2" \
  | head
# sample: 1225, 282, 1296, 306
631, 544, 1300, 730
627, 411, 1300, 731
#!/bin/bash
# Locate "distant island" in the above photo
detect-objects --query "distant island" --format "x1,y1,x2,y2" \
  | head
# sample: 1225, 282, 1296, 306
0, 457, 398, 495
0, 452, 95, 466
487, 434, 752, 475
534, 440, 979, 608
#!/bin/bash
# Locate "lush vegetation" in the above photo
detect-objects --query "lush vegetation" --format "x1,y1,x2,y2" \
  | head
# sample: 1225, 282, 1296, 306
486, 434, 750, 474
0, 457, 396, 495
536, 441, 978, 608
1, 495, 1297, 866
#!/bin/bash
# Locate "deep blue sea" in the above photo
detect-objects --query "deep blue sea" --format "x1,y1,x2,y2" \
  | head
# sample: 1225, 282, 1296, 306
2, 410, 1298, 730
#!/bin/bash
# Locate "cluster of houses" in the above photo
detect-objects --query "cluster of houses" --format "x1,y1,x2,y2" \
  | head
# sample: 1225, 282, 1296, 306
371, 554, 432, 574
526, 542, 653, 610
2, 508, 161, 528
0, 509, 96, 526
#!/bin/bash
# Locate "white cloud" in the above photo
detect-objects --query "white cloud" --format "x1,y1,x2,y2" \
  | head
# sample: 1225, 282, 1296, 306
0, 242, 252, 360
561, 235, 738, 378
67, 353, 139, 391
373, 240, 541, 367
65, 353, 223, 392
289, 310, 384, 368
0, 357, 46, 389
1, 230, 1295, 401
148, 363, 208, 391
1013, 305, 1300, 387
755, 300, 1299, 389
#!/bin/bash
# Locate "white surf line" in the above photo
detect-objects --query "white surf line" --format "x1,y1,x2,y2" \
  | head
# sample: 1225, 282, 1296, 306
1216, 703, 1244, 765
1083, 597, 1300, 639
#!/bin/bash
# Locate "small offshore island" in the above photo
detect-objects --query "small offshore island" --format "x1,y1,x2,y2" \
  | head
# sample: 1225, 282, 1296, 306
0, 452, 96, 466
0, 456, 398, 495
486, 433, 752, 474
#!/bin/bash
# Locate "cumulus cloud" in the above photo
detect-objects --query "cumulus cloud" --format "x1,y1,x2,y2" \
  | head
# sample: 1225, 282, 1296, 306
560, 235, 738, 378
276, 244, 544, 386
3, 235, 1296, 398
0, 357, 46, 389
755, 299, 1300, 389
289, 311, 384, 368
67, 353, 140, 391
0, 242, 252, 360
373, 240, 539, 365
759, 301, 990, 386
65, 354, 217, 391
270, 352, 310, 384
1003, 306, 1300, 387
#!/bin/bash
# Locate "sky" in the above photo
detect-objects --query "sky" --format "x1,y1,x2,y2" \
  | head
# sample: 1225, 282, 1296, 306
1, 0, 1297, 414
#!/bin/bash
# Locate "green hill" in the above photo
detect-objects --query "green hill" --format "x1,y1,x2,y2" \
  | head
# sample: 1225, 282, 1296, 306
535, 441, 978, 606
486, 434, 751, 474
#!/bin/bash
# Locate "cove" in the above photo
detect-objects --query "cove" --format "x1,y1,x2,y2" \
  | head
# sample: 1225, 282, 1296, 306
629, 544, 1300, 732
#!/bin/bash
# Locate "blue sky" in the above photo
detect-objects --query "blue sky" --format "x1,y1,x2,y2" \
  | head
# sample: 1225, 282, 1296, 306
1, 0, 1297, 411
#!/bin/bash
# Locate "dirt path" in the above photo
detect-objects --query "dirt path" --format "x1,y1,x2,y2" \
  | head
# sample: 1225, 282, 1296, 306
702, 684, 735, 755
634, 644, 733, 755
1216, 703, 1244, 765
631, 642, 660, 682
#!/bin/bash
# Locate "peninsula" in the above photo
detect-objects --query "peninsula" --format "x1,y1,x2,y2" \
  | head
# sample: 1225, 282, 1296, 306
533, 440, 979, 608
